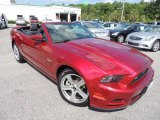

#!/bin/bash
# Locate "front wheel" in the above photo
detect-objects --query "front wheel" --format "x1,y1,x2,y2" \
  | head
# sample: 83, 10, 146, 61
151, 40, 159, 52
13, 43, 25, 63
58, 68, 89, 107
117, 35, 125, 43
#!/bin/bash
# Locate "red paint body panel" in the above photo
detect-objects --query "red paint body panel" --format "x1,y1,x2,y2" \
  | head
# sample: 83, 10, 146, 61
30, 20, 39, 24
10, 23, 154, 110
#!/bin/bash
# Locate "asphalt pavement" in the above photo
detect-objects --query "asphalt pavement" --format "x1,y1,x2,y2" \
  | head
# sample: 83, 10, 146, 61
0, 28, 160, 120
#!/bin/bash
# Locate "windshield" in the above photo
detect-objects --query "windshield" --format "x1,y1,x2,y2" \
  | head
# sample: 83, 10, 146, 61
83, 22, 105, 29
31, 17, 38, 20
114, 24, 131, 30
144, 26, 160, 33
46, 23, 95, 43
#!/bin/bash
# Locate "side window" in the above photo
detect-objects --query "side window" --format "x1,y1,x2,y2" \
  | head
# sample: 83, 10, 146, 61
114, 24, 118, 27
157, 22, 160, 25
104, 24, 109, 27
139, 26, 145, 31
110, 24, 115, 27
133, 26, 139, 31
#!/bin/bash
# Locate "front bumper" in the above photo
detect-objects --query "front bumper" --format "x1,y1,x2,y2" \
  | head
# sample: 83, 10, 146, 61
89, 67, 154, 110
126, 38, 155, 49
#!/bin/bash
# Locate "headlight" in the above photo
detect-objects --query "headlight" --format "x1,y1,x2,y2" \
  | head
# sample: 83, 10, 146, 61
101, 75, 123, 83
144, 36, 155, 41
112, 32, 119, 36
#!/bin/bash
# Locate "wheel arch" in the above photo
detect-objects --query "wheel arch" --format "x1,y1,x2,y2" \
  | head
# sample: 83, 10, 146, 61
56, 64, 91, 91
12, 39, 15, 49
56, 65, 78, 79
156, 39, 160, 44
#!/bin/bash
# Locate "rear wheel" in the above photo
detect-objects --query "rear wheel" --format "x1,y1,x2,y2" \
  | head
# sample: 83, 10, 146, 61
13, 43, 25, 63
117, 35, 125, 43
5, 23, 8, 28
58, 68, 89, 107
0, 24, 2, 29
151, 40, 159, 52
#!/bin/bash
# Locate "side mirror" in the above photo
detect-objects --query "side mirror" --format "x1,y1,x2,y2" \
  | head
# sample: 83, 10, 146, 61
30, 35, 45, 42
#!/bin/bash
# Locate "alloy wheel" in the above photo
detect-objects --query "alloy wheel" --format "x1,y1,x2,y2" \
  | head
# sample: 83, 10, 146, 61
13, 44, 20, 61
60, 74, 88, 104
152, 41, 159, 52
117, 35, 124, 43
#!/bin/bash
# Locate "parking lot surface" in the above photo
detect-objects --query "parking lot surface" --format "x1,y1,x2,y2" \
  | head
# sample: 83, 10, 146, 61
0, 28, 160, 120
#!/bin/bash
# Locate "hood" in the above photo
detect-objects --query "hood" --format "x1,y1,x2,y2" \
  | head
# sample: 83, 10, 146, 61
57, 38, 152, 75
129, 32, 160, 39
89, 28, 109, 33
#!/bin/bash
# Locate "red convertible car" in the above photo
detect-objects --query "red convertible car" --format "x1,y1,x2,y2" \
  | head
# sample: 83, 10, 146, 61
10, 22, 154, 111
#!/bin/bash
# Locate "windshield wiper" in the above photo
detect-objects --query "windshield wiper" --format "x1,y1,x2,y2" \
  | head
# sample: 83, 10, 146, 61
54, 39, 71, 43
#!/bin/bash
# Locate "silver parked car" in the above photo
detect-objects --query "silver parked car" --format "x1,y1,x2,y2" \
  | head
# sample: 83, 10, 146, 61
16, 17, 27, 26
76, 21, 110, 40
126, 25, 160, 52
0, 13, 8, 29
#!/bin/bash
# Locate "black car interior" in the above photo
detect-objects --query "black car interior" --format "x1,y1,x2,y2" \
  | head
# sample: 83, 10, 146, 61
18, 24, 41, 35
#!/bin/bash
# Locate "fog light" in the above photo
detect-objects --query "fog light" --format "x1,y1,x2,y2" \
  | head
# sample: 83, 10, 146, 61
143, 44, 148, 47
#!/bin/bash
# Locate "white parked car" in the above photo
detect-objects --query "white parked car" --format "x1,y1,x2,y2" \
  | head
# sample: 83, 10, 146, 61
126, 25, 160, 52
103, 22, 118, 30
16, 17, 27, 26
0, 13, 8, 29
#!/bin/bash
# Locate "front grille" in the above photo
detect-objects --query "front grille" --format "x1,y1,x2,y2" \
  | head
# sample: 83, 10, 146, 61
131, 68, 148, 84
129, 36, 142, 40
128, 42, 139, 46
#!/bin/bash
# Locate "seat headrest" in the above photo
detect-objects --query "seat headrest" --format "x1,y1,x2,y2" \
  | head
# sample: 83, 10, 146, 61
30, 24, 38, 31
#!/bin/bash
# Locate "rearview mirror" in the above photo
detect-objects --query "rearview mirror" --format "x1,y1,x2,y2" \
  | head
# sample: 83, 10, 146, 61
30, 35, 45, 42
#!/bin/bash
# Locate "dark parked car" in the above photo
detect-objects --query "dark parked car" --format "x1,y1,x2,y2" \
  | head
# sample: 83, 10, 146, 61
110, 24, 148, 43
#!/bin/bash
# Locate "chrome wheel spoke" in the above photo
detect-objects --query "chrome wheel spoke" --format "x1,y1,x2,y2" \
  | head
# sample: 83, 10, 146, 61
13, 45, 20, 60
77, 89, 88, 100
77, 79, 85, 88
70, 90, 77, 101
153, 42, 159, 51
62, 85, 73, 91
66, 75, 75, 85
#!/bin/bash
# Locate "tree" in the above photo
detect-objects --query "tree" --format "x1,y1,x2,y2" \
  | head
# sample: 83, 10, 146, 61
69, 1, 155, 22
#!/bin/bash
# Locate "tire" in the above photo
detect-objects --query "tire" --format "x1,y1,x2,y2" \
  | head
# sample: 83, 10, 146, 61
5, 23, 7, 28
58, 68, 89, 107
0, 24, 2, 29
151, 40, 160, 52
12, 43, 25, 63
117, 35, 125, 43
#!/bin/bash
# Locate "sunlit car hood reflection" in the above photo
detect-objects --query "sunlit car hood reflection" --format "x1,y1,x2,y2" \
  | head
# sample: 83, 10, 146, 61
57, 38, 152, 74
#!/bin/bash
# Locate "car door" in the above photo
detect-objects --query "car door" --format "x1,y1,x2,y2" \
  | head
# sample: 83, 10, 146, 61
125, 26, 138, 37
19, 31, 48, 71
